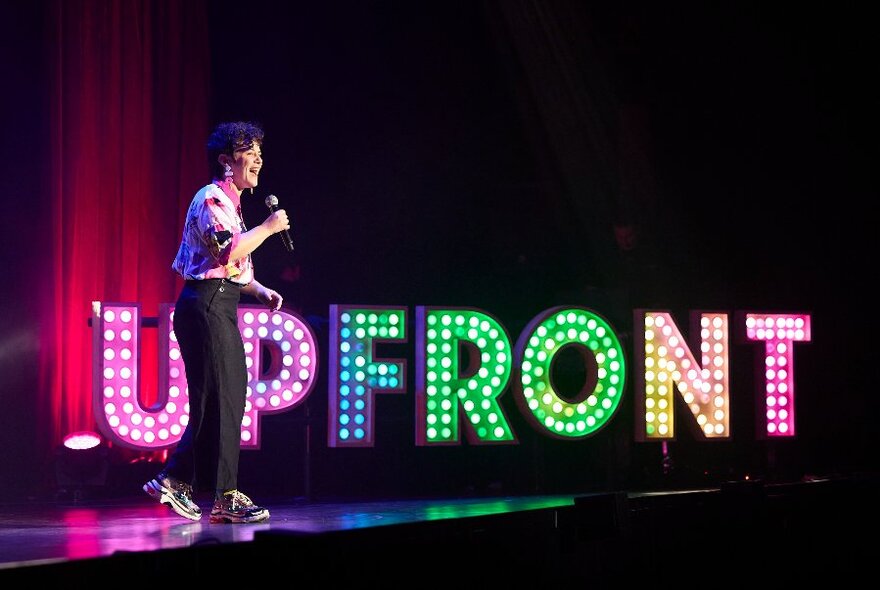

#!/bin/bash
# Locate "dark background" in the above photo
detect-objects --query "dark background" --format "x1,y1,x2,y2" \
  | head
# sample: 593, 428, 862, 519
3, 1, 876, 501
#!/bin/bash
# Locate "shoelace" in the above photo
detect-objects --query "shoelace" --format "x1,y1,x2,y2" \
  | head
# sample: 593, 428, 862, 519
223, 490, 254, 507
164, 476, 194, 499
170, 480, 194, 497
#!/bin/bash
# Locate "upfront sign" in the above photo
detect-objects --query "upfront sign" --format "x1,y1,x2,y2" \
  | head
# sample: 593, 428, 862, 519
91, 302, 810, 450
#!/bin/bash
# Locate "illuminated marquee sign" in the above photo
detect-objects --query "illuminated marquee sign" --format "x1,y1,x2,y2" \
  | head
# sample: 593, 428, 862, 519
634, 311, 809, 441
91, 302, 318, 450
90, 302, 810, 450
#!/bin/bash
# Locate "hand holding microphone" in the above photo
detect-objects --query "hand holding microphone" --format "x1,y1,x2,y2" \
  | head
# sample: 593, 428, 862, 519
264, 194, 294, 252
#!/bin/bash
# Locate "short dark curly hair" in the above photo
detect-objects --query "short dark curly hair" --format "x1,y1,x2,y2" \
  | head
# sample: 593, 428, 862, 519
206, 121, 264, 179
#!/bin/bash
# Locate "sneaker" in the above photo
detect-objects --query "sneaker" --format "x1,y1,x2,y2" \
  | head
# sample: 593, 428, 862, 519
209, 490, 270, 524
143, 473, 202, 521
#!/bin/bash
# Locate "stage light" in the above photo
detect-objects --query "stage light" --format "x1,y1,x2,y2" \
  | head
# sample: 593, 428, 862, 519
62, 431, 102, 450
55, 431, 109, 503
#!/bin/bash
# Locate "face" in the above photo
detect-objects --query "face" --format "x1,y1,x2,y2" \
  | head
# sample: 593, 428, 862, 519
220, 142, 262, 191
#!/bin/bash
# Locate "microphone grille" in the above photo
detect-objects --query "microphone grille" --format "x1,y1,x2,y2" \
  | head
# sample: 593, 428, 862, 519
265, 194, 279, 207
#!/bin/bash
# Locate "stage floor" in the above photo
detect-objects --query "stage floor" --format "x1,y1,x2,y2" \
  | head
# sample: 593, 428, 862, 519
1, 476, 875, 582
0, 493, 578, 571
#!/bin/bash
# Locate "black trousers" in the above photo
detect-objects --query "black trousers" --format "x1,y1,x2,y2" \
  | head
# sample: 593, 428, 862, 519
164, 278, 246, 493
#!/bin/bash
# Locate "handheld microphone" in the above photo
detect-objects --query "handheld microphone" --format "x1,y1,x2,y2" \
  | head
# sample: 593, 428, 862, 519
264, 194, 294, 253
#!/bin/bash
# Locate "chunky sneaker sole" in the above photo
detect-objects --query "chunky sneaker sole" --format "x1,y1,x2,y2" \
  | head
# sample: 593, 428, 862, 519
209, 490, 270, 524
209, 506, 270, 524
143, 478, 202, 521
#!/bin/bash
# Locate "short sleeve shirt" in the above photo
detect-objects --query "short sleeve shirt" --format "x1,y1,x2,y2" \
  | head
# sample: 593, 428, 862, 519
171, 181, 254, 284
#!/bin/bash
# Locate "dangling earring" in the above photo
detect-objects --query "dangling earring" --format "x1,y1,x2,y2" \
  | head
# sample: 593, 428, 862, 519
224, 163, 233, 184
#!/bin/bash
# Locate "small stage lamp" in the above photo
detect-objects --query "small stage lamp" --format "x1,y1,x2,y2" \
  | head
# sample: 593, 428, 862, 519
55, 431, 109, 503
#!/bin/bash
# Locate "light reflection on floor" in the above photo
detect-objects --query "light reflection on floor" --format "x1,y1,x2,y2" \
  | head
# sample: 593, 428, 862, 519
0, 494, 577, 569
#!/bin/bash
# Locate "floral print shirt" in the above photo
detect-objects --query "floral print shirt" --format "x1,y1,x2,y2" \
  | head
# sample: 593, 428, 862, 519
171, 181, 253, 284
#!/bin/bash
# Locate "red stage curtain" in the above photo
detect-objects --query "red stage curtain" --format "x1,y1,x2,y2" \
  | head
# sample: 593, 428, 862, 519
41, 0, 210, 449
